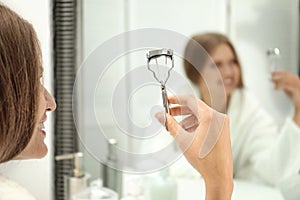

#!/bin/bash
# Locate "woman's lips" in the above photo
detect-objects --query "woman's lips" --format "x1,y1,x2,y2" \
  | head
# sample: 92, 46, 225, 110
224, 78, 233, 84
39, 123, 46, 136
216, 78, 234, 85
41, 130, 46, 136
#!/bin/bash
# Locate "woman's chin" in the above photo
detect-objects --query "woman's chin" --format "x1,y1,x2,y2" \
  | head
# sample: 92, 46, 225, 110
35, 145, 48, 158
14, 144, 48, 160
225, 86, 236, 97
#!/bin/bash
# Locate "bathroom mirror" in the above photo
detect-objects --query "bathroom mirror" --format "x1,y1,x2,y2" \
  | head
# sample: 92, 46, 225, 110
75, 0, 299, 198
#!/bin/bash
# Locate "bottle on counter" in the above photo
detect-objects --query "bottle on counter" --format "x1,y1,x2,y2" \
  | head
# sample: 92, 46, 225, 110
102, 139, 123, 196
145, 168, 177, 200
121, 177, 146, 200
72, 179, 118, 200
55, 152, 89, 200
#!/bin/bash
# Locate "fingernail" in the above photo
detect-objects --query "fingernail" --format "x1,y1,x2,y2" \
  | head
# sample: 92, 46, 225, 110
155, 112, 164, 124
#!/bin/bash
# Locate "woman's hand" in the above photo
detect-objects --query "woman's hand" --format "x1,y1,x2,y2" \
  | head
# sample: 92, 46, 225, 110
156, 95, 233, 200
272, 71, 300, 126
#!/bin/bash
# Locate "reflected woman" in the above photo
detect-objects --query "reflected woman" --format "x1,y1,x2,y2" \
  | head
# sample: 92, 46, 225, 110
184, 32, 300, 200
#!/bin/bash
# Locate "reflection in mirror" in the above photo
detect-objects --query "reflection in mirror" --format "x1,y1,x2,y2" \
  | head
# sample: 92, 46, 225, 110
76, 0, 299, 199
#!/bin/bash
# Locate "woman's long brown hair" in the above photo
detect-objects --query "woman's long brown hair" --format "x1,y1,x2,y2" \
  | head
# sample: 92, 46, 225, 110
0, 4, 41, 163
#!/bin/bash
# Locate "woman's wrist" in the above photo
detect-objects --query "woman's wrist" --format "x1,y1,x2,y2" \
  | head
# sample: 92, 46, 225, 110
205, 179, 233, 200
293, 107, 300, 127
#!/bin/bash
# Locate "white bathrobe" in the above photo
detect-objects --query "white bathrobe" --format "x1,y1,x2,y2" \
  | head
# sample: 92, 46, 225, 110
228, 88, 300, 200
0, 175, 36, 200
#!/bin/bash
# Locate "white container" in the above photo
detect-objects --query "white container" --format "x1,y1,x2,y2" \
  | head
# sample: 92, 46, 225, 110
145, 169, 177, 200
121, 177, 146, 200
72, 179, 118, 200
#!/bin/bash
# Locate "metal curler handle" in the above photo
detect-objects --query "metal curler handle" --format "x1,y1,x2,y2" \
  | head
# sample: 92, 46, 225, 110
266, 48, 280, 72
146, 48, 174, 129
161, 84, 170, 129
161, 84, 170, 114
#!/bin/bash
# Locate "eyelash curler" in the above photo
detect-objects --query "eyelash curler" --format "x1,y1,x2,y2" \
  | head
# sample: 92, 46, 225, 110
266, 48, 280, 72
146, 48, 174, 128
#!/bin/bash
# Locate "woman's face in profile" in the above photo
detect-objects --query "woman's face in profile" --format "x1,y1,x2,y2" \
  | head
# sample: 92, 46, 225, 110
16, 78, 56, 160
208, 43, 241, 97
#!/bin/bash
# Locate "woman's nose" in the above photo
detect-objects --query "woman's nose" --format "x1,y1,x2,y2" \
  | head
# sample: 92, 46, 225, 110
44, 89, 57, 112
223, 64, 234, 76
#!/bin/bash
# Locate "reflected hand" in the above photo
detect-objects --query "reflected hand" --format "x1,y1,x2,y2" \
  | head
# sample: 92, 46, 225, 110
156, 95, 233, 200
272, 71, 300, 125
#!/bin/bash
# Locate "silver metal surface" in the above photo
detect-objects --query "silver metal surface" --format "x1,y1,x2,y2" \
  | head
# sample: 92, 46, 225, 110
161, 85, 170, 114
267, 48, 280, 56
161, 85, 170, 128
266, 48, 281, 72
146, 48, 174, 129
146, 48, 174, 85
147, 48, 173, 60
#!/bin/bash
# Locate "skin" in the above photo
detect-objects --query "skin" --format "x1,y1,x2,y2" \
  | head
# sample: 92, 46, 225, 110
272, 71, 300, 126
14, 75, 56, 160
198, 43, 241, 112
156, 95, 233, 200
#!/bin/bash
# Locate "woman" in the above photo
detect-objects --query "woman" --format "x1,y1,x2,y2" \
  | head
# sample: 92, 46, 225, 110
184, 32, 300, 199
0, 3, 56, 199
0, 4, 233, 200
0, 4, 56, 163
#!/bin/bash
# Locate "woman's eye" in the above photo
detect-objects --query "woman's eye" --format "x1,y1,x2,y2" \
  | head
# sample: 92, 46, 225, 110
210, 63, 216, 68
215, 62, 222, 68
229, 59, 238, 66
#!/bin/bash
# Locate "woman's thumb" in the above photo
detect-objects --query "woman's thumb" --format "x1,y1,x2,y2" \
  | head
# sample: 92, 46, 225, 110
166, 113, 181, 137
155, 112, 180, 137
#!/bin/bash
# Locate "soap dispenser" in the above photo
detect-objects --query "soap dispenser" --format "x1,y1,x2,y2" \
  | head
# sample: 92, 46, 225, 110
55, 152, 89, 200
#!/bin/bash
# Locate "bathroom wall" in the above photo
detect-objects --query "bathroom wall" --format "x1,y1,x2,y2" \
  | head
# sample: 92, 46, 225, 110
230, 0, 298, 124
0, 1, 54, 200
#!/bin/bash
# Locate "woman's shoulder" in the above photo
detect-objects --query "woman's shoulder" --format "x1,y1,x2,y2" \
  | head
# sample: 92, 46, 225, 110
0, 175, 36, 200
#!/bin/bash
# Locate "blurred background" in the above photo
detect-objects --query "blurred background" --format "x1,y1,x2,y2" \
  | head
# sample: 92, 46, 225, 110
0, 0, 298, 200
80, 0, 298, 182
